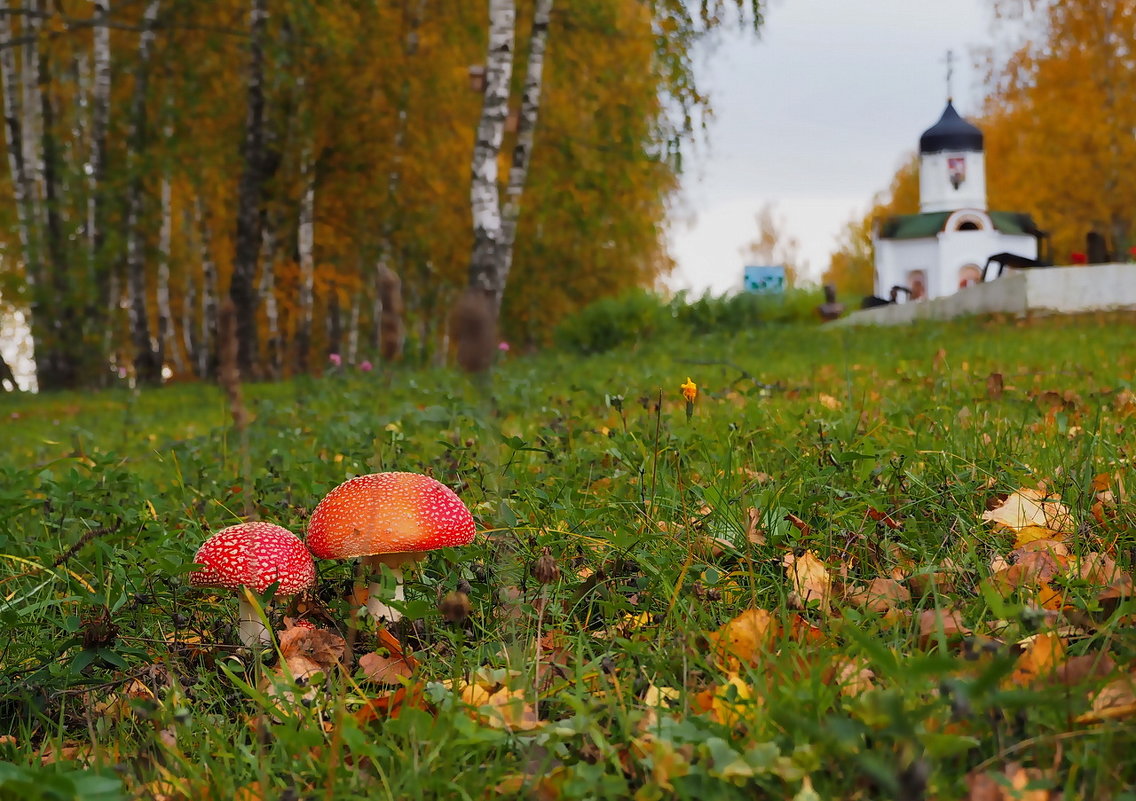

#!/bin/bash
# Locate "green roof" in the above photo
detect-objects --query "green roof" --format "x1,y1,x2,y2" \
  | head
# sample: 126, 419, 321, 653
879, 211, 1039, 240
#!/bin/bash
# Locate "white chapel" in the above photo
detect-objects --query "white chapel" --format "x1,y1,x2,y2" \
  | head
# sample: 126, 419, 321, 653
872, 101, 1043, 302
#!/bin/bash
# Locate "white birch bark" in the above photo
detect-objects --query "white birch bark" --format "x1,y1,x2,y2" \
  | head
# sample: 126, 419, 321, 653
467, 0, 516, 299
124, 0, 162, 384
497, 0, 553, 305
157, 170, 181, 374
20, 1, 43, 222
296, 149, 315, 372
195, 196, 218, 379
257, 218, 280, 378
88, 1, 111, 259
0, 6, 41, 290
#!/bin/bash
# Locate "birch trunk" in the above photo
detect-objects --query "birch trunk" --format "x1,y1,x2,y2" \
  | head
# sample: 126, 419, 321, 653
230, 0, 268, 378
258, 218, 281, 379
295, 150, 315, 373
196, 197, 219, 380
124, 0, 162, 386
497, 0, 553, 307
0, 7, 42, 295
37, 5, 79, 389
182, 269, 198, 377
466, 0, 516, 301
157, 170, 180, 375
88, 0, 111, 318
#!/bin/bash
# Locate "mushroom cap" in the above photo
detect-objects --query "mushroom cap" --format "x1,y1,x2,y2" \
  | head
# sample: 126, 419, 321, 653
306, 472, 475, 560
189, 522, 316, 596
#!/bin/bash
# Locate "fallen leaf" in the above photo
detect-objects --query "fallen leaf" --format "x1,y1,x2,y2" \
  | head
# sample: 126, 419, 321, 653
866, 508, 903, 530
744, 507, 767, 546
1076, 672, 1136, 724
354, 682, 431, 724
784, 551, 832, 609
918, 608, 971, 645
358, 628, 418, 684
818, 393, 841, 410
828, 656, 875, 697
707, 608, 777, 669
1054, 653, 1117, 686
278, 625, 348, 671
709, 672, 758, 729
981, 488, 1074, 546
1008, 633, 1065, 687
847, 577, 910, 613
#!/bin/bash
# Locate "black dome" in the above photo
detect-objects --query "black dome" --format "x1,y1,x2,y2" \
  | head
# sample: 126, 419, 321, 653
919, 101, 983, 153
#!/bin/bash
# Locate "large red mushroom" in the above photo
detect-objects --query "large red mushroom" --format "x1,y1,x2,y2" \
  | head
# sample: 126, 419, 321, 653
190, 522, 317, 647
306, 472, 475, 623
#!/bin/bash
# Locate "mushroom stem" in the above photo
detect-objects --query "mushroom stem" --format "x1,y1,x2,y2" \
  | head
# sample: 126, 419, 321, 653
238, 593, 271, 647
366, 566, 405, 623
362, 553, 422, 624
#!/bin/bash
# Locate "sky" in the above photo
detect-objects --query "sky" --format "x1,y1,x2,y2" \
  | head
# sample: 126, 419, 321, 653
667, 0, 994, 295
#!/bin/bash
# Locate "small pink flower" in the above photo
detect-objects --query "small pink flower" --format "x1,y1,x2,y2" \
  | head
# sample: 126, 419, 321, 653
358, 360, 373, 372
498, 341, 510, 352
328, 353, 342, 367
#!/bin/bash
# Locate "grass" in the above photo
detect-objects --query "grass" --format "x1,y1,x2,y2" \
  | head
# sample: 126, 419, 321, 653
1, 312, 1135, 800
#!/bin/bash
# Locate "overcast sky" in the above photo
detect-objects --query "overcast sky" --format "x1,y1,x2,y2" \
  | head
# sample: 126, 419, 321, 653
667, 0, 995, 295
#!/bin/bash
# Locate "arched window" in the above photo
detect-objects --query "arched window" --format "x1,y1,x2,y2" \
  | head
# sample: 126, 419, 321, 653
949, 212, 987, 232
958, 264, 982, 288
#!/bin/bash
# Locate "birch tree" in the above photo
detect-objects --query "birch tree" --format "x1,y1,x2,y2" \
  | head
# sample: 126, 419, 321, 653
466, 0, 516, 307
230, 0, 268, 377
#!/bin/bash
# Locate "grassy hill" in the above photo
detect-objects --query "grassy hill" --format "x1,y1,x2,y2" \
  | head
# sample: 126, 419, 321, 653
2, 314, 1134, 799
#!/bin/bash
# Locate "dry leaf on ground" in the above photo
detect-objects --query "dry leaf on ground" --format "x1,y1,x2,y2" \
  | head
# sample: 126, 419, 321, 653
359, 628, 418, 684
918, 608, 971, 645
1076, 672, 1136, 724
784, 551, 832, 609
982, 488, 1074, 546
846, 577, 910, 613
1008, 633, 1065, 687
706, 608, 777, 669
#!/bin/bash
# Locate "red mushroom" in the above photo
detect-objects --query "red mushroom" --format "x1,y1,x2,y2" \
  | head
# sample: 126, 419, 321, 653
190, 522, 317, 647
306, 472, 475, 623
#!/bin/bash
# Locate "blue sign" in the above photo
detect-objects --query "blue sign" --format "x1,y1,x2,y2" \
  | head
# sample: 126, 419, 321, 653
743, 265, 786, 294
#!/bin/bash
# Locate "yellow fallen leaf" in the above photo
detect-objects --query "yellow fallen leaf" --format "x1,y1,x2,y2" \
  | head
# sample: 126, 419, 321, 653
707, 608, 777, 669
982, 488, 1074, 546
784, 551, 832, 609
1008, 633, 1065, 687
709, 673, 758, 729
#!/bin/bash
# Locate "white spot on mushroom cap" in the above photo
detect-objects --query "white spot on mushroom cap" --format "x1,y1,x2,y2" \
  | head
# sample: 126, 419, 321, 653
189, 522, 316, 595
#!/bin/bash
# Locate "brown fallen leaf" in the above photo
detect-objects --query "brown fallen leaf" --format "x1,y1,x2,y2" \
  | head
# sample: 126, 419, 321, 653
846, 577, 910, 613
1076, 672, 1136, 724
359, 628, 419, 685
982, 488, 1074, 546
866, 508, 903, 530
783, 550, 832, 609
918, 608, 971, 645
744, 507, 767, 546
278, 624, 348, 672
1054, 652, 1117, 687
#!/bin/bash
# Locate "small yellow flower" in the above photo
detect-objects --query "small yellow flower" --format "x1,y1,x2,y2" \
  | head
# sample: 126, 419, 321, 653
681, 377, 698, 403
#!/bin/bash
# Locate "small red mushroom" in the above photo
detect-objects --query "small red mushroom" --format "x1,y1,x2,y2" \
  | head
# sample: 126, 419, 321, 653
306, 472, 475, 623
190, 522, 316, 647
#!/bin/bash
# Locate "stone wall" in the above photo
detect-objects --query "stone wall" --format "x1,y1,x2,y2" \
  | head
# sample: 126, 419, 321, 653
837, 263, 1136, 327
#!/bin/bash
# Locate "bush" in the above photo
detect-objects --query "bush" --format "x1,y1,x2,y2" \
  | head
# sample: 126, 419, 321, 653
553, 289, 673, 355
554, 287, 828, 354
